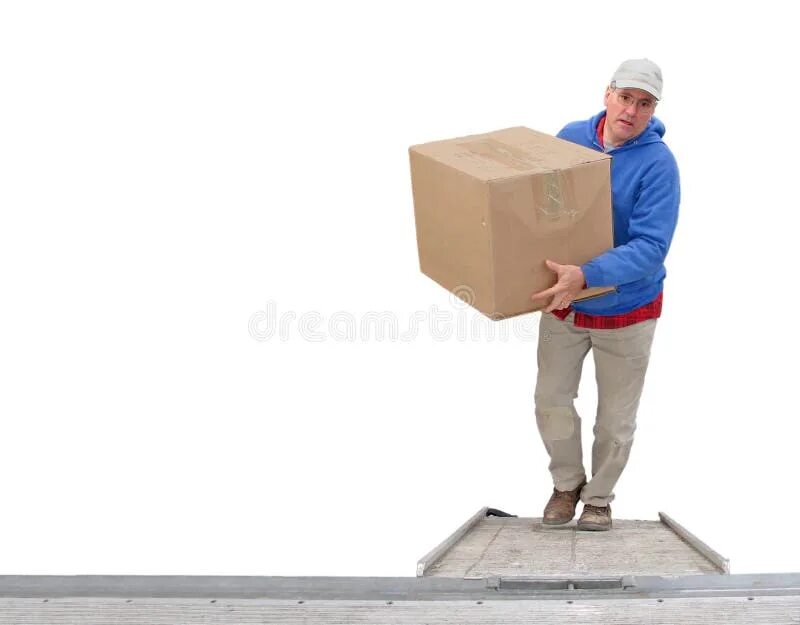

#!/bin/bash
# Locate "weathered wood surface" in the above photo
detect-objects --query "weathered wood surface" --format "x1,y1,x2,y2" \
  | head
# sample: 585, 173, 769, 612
426, 517, 722, 578
1, 596, 798, 624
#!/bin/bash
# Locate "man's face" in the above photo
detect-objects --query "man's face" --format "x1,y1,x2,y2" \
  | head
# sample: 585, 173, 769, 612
603, 86, 657, 146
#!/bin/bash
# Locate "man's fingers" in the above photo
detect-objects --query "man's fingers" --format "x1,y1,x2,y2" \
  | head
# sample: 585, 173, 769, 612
544, 295, 568, 313
531, 285, 561, 301
544, 259, 562, 273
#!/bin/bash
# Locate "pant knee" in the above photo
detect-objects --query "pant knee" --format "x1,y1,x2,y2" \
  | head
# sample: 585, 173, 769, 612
593, 417, 636, 444
536, 405, 577, 440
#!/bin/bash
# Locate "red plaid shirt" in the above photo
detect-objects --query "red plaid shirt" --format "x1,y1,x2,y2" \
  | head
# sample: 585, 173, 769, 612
552, 115, 663, 329
552, 291, 663, 329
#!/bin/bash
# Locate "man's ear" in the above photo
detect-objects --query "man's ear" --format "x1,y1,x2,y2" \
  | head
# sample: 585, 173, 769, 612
603, 86, 612, 107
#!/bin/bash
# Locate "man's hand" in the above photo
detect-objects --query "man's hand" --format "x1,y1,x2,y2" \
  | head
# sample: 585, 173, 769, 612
530, 260, 586, 312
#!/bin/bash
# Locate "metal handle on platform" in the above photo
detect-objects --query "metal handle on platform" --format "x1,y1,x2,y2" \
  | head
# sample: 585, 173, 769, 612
485, 575, 637, 591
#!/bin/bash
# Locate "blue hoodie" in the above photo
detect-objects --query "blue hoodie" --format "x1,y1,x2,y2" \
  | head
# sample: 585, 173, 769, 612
557, 111, 680, 316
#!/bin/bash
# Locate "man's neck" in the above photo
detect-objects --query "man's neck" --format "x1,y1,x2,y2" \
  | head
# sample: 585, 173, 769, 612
602, 124, 618, 151
597, 115, 616, 152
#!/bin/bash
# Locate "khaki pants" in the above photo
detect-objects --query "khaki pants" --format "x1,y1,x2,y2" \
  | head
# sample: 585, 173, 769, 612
534, 311, 657, 507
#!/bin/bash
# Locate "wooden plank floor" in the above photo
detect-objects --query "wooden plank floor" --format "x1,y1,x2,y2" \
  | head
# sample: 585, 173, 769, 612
426, 517, 721, 578
2, 596, 798, 624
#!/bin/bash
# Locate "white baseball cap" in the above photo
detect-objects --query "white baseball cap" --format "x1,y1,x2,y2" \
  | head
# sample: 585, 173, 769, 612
611, 58, 663, 100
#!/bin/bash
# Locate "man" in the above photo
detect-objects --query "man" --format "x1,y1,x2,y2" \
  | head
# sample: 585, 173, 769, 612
530, 59, 680, 531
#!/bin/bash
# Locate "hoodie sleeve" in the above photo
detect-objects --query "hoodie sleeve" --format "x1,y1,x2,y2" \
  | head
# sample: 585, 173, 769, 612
556, 125, 573, 141
581, 151, 680, 288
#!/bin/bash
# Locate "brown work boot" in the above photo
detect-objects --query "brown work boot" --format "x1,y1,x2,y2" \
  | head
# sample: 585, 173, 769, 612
542, 481, 585, 525
577, 503, 612, 531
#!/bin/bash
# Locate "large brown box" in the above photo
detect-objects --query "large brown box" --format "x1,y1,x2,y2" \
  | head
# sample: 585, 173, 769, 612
409, 126, 614, 318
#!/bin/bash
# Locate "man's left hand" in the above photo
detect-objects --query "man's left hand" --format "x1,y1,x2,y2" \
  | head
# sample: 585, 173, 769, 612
531, 260, 587, 312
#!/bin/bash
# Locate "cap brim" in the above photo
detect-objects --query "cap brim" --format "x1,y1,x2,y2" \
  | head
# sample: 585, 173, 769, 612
614, 80, 660, 100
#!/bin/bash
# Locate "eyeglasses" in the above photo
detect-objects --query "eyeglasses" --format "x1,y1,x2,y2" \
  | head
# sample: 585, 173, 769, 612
613, 89, 657, 113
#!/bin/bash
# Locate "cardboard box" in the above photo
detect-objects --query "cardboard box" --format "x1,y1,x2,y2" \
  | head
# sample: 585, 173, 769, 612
409, 126, 615, 318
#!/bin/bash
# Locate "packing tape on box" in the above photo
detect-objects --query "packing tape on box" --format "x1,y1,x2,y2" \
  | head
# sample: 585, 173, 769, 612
457, 138, 544, 173
455, 137, 586, 232
536, 169, 582, 223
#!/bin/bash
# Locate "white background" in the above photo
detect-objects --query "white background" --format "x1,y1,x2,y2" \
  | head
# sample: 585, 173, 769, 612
1, 1, 798, 576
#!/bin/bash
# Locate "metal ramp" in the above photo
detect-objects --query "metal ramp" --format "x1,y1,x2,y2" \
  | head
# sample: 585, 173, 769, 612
417, 507, 729, 579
